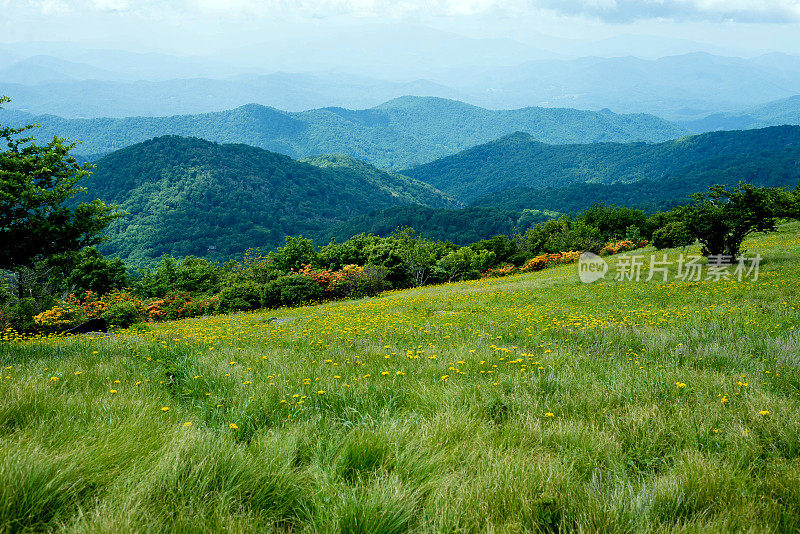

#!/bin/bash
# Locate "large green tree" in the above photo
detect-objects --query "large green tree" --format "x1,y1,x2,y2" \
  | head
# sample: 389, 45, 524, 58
0, 96, 118, 271
683, 183, 799, 258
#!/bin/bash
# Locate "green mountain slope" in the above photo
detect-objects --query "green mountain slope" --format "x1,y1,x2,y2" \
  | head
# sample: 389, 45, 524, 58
685, 95, 800, 132
0, 96, 686, 170
319, 205, 552, 246
471, 147, 800, 214
300, 154, 458, 209
404, 126, 800, 203
77, 136, 454, 263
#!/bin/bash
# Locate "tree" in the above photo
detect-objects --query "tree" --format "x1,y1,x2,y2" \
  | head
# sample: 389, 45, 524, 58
683, 183, 799, 259
0, 96, 118, 270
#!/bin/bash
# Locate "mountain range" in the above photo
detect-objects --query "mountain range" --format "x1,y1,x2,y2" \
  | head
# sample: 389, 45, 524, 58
70, 125, 800, 263
0, 97, 686, 170
78, 136, 454, 264
403, 126, 800, 203
683, 95, 800, 132
3, 50, 800, 122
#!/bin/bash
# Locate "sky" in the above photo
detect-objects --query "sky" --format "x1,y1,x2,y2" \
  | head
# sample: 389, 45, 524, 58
2, 0, 800, 58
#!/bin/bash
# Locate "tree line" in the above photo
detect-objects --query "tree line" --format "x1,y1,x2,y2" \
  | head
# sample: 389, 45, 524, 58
2, 97, 799, 333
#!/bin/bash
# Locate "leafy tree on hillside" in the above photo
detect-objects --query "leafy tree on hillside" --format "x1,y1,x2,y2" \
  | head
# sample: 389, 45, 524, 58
0, 96, 118, 271
683, 183, 799, 258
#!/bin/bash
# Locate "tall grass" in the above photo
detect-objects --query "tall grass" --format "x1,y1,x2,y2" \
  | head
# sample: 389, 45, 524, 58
2, 223, 800, 532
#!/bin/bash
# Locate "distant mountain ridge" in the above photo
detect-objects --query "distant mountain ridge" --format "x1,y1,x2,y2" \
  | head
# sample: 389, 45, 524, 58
0, 96, 686, 170
78, 136, 455, 263
403, 125, 800, 203
684, 95, 800, 132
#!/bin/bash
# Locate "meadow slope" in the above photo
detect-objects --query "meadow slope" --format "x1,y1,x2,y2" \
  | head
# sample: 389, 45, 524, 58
2, 224, 800, 532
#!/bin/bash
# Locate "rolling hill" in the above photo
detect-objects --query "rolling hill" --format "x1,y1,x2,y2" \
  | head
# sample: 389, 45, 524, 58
470, 146, 800, 214
404, 126, 800, 203
685, 95, 800, 133
0, 96, 686, 170
77, 136, 455, 263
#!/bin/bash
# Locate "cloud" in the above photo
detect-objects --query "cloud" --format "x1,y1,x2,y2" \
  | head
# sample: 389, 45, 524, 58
534, 0, 800, 23
19, 0, 800, 23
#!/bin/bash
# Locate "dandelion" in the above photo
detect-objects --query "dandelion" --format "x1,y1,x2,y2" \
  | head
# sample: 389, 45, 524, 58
544, 412, 555, 417
110, 389, 117, 394
721, 397, 728, 404
381, 371, 390, 376
676, 382, 687, 388
396, 371, 405, 376
161, 407, 169, 411
183, 421, 192, 427
50, 376, 59, 381
74, 371, 82, 375
759, 410, 770, 416
229, 423, 239, 429
317, 390, 325, 394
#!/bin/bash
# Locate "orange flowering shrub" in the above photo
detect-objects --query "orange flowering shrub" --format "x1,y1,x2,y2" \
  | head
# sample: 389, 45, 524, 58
33, 303, 87, 331
294, 264, 387, 299
295, 264, 346, 293
600, 238, 649, 256
482, 264, 516, 278
519, 251, 581, 272
36, 289, 146, 330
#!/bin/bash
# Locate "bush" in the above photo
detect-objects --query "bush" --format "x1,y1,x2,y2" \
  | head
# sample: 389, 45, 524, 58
652, 222, 694, 249
218, 282, 263, 312
102, 301, 139, 328
32, 300, 85, 333
263, 275, 323, 308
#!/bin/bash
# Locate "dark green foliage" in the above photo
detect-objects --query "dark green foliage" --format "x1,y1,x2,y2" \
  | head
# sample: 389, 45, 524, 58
0, 96, 686, 170
136, 256, 223, 298
102, 301, 138, 328
218, 282, 263, 313
470, 235, 524, 266
0, 96, 118, 271
683, 183, 800, 257
323, 205, 550, 246
652, 222, 694, 249
519, 218, 604, 256
472, 146, 800, 215
62, 247, 128, 295
268, 237, 318, 273
77, 136, 455, 263
263, 275, 323, 308
407, 126, 800, 203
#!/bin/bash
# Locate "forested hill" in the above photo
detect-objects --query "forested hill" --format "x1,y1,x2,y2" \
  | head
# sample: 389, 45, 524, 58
76, 136, 455, 263
404, 125, 800, 203
471, 146, 800, 214
299, 154, 458, 209
0, 96, 686, 170
685, 95, 800, 133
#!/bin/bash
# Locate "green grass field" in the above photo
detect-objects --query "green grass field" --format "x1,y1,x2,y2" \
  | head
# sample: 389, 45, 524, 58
2, 223, 800, 533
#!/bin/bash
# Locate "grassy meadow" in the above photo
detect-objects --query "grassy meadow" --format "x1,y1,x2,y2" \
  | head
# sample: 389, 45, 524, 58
2, 223, 800, 533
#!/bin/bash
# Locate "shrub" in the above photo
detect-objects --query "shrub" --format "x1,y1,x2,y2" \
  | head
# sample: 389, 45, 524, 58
264, 275, 323, 308
218, 282, 263, 312
519, 251, 581, 272
600, 238, 649, 256
33, 301, 86, 332
652, 222, 694, 249
102, 301, 139, 328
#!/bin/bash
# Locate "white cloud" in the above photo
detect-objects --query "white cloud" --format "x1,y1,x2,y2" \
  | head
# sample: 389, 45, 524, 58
17, 0, 800, 22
